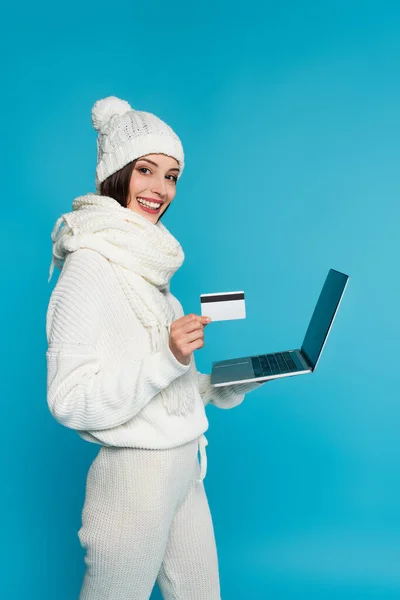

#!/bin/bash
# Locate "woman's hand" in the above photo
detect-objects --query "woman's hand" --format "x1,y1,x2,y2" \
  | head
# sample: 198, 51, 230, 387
169, 314, 212, 366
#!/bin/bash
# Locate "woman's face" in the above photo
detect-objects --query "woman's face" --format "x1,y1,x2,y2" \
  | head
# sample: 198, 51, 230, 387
127, 154, 180, 224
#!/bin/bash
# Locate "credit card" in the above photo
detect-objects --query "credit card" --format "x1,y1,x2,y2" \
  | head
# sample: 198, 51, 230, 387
200, 291, 246, 321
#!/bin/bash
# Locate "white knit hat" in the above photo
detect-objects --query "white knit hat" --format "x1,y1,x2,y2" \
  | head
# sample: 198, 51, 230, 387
92, 96, 185, 192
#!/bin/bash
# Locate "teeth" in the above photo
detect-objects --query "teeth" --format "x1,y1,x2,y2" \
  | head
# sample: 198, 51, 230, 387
137, 197, 162, 209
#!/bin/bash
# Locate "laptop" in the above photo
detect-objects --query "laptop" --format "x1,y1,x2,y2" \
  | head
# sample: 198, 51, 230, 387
210, 268, 349, 387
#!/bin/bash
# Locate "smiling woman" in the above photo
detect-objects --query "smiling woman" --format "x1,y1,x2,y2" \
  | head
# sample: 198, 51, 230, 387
46, 95, 262, 600
127, 154, 180, 223
100, 154, 180, 223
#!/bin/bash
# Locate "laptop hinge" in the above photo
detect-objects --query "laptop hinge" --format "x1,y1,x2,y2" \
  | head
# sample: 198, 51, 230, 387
299, 349, 314, 371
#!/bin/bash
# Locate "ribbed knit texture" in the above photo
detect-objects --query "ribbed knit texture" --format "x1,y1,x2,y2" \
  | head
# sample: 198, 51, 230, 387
47, 192, 198, 417
91, 96, 185, 192
46, 247, 263, 449
78, 439, 221, 600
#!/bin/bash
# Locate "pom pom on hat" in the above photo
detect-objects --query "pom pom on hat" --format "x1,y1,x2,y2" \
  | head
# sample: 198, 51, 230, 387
91, 96, 132, 134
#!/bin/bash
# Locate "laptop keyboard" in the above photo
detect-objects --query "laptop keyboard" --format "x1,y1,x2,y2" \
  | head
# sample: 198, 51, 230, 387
251, 352, 300, 377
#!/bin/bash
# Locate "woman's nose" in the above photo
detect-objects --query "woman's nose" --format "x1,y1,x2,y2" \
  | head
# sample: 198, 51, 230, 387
151, 175, 167, 197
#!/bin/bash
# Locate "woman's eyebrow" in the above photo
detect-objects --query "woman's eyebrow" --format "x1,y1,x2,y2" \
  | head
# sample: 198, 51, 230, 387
137, 158, 180, 172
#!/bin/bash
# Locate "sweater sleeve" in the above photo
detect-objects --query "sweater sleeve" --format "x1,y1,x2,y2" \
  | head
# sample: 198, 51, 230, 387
45, 249, 190, 431
196, 371, 265, 409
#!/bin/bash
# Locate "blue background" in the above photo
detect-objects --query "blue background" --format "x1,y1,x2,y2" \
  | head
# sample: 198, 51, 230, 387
3, 0, 400, 598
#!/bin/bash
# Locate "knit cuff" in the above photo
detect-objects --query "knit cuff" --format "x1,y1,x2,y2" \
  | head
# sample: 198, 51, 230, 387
162, 343, 192, 377
197, 372, 266, 409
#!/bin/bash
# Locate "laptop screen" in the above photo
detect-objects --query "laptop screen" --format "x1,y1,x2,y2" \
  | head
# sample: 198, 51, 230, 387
301, 269, 349, 369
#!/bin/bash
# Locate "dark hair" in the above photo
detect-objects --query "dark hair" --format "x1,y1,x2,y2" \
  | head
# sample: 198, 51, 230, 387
99, 159, 170, 221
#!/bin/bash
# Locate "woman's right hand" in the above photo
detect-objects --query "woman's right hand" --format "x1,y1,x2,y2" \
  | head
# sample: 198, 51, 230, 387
169, 314, 212, 366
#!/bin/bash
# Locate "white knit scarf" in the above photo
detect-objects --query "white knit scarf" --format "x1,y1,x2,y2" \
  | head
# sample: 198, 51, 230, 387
48, 192, 197, 416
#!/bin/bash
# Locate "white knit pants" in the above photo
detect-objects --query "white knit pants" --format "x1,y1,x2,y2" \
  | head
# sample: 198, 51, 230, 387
77, 436, 221, 600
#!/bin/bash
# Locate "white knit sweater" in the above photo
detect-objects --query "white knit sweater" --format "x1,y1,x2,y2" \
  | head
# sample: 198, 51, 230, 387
45, 248, 262, 449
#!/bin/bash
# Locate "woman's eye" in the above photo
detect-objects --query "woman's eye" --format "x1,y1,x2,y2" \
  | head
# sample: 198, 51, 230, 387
138, 167, 177, 183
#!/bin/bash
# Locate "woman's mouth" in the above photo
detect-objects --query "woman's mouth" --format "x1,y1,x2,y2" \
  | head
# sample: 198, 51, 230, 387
137, 197, 163, 214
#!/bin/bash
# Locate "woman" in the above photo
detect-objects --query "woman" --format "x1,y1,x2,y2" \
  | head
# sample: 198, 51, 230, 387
46, 95, 264, 600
